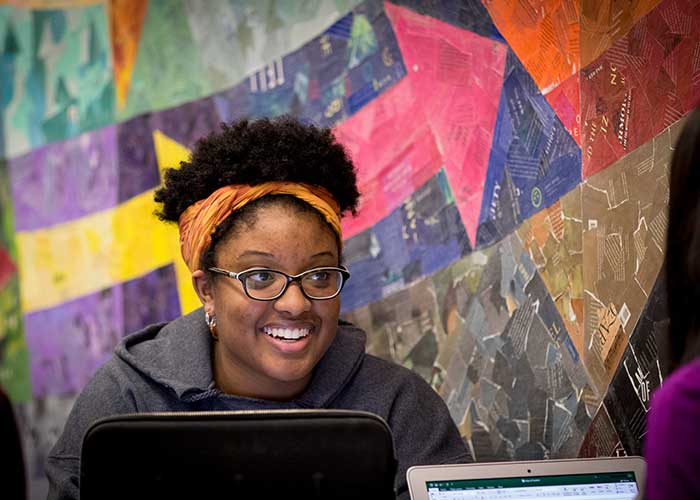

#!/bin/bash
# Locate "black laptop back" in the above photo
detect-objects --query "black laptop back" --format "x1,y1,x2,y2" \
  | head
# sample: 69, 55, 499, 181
80, 409, 397, 500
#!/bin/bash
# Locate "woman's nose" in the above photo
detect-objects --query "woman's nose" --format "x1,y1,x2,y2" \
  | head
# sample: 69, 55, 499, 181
272, 281, 312, 315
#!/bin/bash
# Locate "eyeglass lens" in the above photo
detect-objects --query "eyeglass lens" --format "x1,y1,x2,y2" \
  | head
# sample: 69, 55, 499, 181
243, 269, 343, 299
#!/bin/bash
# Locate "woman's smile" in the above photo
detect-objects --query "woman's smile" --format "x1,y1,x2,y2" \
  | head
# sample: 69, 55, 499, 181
261, 325, 312, 341
260, 325, 315, 354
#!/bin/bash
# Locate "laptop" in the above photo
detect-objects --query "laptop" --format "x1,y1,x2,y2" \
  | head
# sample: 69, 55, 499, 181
80, 409, 397, 500
407, 457, 645, 500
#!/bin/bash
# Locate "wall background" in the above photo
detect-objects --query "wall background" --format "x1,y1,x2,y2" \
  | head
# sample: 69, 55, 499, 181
1, 0, 698, 498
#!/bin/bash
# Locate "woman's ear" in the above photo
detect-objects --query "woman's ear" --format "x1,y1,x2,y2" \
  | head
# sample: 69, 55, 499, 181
192, 270, 215, 311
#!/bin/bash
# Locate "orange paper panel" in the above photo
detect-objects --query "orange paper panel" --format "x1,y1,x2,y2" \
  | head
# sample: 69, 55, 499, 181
109, 0, 149, 110
483, 0, 580, 92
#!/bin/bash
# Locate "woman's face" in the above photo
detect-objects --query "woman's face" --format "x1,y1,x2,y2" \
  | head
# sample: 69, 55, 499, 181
194, 203, 341, 401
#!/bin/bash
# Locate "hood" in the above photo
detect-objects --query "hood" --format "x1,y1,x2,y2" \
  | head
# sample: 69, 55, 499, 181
114, 307, 367, 407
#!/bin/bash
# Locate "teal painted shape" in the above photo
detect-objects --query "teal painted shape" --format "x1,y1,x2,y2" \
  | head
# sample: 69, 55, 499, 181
2, 5, 114, 159
118, 0, 211, 121
183, 0, 362, 96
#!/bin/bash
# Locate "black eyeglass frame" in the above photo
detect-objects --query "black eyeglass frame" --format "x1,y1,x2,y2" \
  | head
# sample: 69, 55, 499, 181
207, 266, 351, 301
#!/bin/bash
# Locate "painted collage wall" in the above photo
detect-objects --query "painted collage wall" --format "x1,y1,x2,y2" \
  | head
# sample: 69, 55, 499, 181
1, 0, 699, 497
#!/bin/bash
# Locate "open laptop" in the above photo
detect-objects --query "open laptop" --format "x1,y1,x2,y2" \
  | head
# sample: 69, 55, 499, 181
407, 457, 645, 500
81, 410, 397, 500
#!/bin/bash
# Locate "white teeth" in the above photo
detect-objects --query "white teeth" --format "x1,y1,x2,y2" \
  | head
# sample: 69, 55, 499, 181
262, 327, 311, 340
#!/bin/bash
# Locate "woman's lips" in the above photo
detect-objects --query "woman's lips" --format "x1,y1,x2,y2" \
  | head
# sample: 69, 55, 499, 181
260, 325, 315, 353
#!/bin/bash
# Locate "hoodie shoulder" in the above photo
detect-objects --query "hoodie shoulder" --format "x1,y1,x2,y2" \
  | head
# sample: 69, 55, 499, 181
114, 308, 214, 399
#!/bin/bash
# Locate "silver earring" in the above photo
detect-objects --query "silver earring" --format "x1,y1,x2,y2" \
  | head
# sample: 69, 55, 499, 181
205, 312, 218, 339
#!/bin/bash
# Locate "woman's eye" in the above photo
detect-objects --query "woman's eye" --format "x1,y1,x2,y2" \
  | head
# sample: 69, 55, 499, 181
248, 271, 275, 282
244, 271, 279, 290
308, 271, 330, 281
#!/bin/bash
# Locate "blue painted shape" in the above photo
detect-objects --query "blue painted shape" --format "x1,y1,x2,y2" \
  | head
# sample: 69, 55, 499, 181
341, 170, 470, 312
325, 12, 353, 39
476, 50, 581, 248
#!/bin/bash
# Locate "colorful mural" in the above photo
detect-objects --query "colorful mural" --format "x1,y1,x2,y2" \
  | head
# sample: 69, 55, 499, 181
1, 1, 699, 498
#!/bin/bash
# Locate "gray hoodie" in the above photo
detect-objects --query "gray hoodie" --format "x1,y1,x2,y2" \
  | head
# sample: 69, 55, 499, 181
46, 308, 471, 499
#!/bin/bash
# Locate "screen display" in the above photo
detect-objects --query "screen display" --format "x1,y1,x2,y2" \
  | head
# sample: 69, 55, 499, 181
426, 471, 638, 499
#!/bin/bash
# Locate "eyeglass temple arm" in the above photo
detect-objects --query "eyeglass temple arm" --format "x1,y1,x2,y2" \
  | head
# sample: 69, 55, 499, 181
208, 267, 238, 278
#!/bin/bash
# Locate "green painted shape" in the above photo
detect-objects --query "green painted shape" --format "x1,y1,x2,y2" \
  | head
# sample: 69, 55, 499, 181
347, 13, 377, 69
0, 160, 29, 403
119, 0, 211, 121
0, 276, 30, 403
184, 0, 363, 95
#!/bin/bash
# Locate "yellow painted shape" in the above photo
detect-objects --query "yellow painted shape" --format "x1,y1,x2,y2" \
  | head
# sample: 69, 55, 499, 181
17, 130, 200, 315
18, 191, 173, 312
152, 130, 200, 314
152, 129, 190, 179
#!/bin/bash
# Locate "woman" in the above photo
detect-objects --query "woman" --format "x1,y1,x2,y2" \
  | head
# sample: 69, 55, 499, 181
46, 117, 470, 499
644, 106, 700, 498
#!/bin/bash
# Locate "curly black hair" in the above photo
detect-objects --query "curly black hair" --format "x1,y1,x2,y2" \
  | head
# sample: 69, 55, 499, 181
154, 116, 360, 269
155, 116, 359, 221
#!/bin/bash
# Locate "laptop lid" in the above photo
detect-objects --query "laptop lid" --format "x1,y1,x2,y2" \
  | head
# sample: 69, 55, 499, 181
80, 409, 397, 500
407, 457, 645, 500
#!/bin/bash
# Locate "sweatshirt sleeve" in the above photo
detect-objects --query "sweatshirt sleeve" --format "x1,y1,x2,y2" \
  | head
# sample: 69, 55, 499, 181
388, 371, 472, 500
46, 361, 138, 500
644, 361, 700, 500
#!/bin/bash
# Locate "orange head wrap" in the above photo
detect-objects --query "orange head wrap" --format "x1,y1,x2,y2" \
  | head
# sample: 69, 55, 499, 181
178, 182, 342, 272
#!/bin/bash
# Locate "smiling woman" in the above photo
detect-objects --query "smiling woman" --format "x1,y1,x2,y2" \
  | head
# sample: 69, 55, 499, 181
194, 203, 344, 401
45, 117, 471, 500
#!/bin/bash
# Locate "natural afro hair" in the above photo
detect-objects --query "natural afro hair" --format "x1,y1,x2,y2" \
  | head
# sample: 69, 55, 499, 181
154, 116, 359, 223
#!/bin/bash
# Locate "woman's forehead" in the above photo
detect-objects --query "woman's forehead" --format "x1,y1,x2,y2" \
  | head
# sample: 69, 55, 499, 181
218, 205, 339, 264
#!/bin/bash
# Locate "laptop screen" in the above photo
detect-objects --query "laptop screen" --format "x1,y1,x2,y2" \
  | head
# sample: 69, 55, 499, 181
426, 471, 639, 499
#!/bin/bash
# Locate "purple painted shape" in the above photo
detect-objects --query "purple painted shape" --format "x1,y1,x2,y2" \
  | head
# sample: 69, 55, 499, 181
212, 83, 250, 125
9, 126, 119, 231
117, 114, 161, 202
148, 96, 221, 150
25, 264, 182, 398
122, 263, 182, 334
25, 285, 125, 397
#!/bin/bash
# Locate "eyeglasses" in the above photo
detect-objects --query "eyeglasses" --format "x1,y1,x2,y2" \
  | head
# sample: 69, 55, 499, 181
208, 266, 351, 301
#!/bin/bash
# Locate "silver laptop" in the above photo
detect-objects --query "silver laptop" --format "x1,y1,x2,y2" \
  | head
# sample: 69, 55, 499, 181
407, 457, 645, 500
